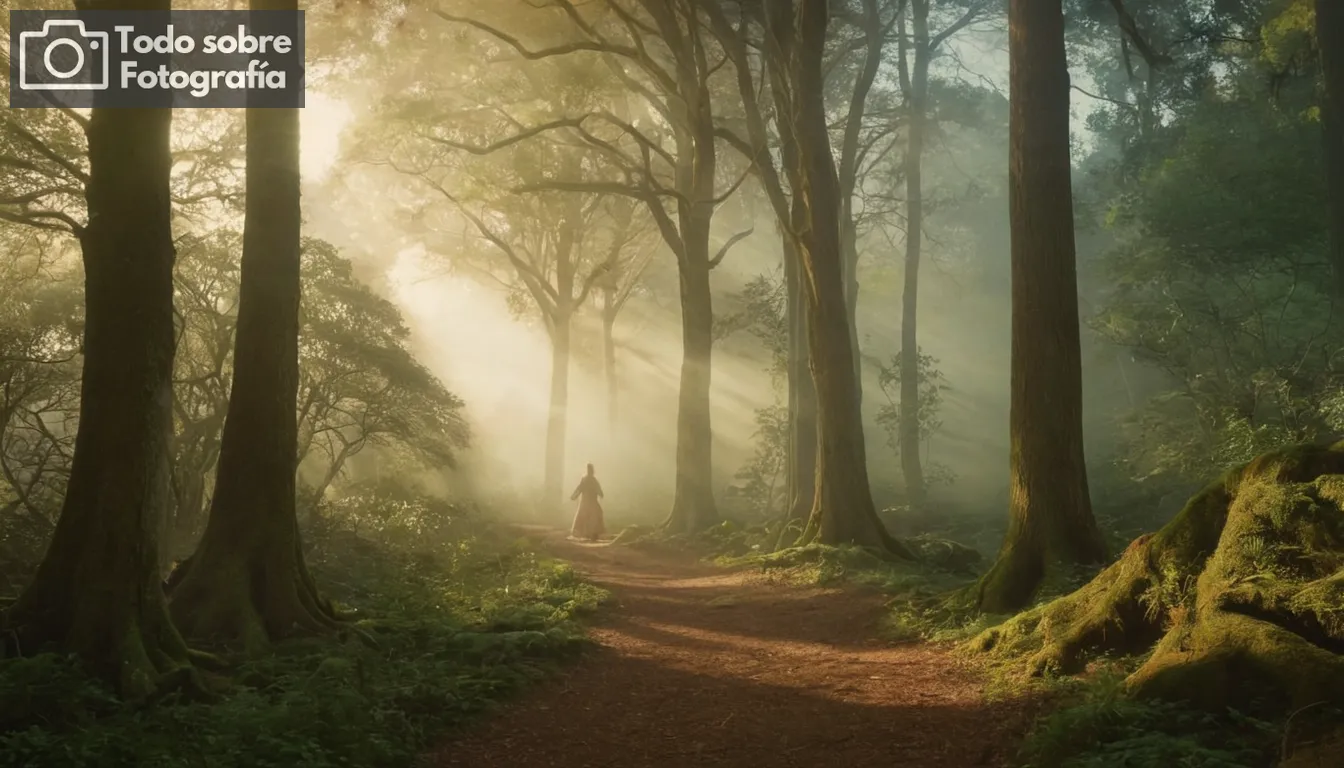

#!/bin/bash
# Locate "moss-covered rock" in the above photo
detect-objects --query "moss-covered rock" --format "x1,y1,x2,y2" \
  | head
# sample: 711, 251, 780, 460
970, 441, 1344, 709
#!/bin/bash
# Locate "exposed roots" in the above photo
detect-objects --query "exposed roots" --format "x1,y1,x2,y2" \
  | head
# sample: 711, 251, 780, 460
168, 542, 346, 655
2, 583, 204, 701
969, 441, 1344, 709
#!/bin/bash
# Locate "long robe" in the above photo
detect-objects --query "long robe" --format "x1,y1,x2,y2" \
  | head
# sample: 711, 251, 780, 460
569, 474, 605, 541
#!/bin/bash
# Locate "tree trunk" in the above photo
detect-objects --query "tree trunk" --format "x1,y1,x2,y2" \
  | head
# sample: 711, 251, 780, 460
975, 0, 1107, 614
543, 315, 571, 514
900, 0, 930, 511
841, 213, 863, 406
2, 55, 195, 696
779, 213, 816, 550
542, 184, 581, 517
170, 2, 340, 649
664, 237, 719, 534
663, 88, 720, 535
602, 300, 618, 430
776, 0, 911, 557
1317, 0, 1344, 296
837, 0, 887, 413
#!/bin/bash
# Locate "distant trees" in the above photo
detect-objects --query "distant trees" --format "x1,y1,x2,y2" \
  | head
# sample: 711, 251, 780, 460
893, 0, 994, 508
351, 47, 625, 516
428, 0, 762, 535
975, 0, 1106, 613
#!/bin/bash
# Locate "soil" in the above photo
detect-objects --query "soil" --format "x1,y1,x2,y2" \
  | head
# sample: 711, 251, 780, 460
430, 528, 1037, 768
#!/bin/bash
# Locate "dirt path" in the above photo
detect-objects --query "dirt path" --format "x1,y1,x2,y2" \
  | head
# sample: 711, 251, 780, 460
431, 529, 1034, 768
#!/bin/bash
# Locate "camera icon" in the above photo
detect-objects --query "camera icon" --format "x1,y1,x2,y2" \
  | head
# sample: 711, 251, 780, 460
18, 20, 110, 91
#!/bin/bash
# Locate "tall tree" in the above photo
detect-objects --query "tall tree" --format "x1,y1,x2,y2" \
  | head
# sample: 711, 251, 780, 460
1, 0, 196, 696
833, 0, 897, 408
892, 0, 991, 509
974, 0, 1106, 613
1317, 0, 1344, 296
169, 0, 339, 647
704, 1, 816, 543
896, 0, 931, 508
767, 0, 912, 555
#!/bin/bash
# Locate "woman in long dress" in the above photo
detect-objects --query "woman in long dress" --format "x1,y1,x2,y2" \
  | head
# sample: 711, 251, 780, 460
569, 463, 605, 541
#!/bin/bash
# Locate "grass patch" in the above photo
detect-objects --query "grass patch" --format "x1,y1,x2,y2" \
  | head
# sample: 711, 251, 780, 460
0, 524, 608, 768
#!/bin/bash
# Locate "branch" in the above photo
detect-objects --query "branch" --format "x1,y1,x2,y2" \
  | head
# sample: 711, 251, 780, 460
1071, 83, 1138, 112
708, 227, 754, 269
1108, 0, 1174, 68
420, 116, 590, 155
433, 8, 645, 62
929, 0, 992, 52
0, 208, 82, 234
1, 116, 89, 183
516, 177, 687, 259
393, 161, 562, 314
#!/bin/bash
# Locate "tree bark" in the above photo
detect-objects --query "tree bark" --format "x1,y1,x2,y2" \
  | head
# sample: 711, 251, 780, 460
975, 0, 1107, 613
837, 0, 887, 411
1316, 0, 1344, 296
664, 236, 718, 534
541, 189, 581, 515
543, 314, 572, 513
2, 26, 195, 696
662, 79, 720, 535
899, 0, 930, 511
703, 2, 812, 548
779, 224, 816, 549
170, 0, 339, 648
601, 298, 618, 430
772, 0, 911, 557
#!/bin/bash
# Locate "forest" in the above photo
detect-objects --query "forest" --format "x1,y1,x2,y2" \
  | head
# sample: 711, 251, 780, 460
1, 0, 1342, 766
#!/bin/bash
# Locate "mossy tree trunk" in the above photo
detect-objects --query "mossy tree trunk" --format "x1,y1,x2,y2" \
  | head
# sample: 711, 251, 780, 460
170, 0, 339, 649
973, 442, 1344, 710
2, 37, 195, 697
1316, 0, 1344, 296
769, 0, 912, 557
975, 0, 1106, 613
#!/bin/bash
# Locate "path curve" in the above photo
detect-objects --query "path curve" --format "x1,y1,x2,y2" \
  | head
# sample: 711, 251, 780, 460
432, 528, 1033, 767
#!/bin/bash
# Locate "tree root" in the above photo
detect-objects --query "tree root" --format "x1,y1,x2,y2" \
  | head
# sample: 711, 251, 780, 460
2, 592, 206, 701
169, 551, 347, 655
969, 441, 1344, 710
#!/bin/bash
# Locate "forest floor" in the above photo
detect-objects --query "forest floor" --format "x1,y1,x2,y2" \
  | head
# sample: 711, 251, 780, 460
429, 526, 1038, 768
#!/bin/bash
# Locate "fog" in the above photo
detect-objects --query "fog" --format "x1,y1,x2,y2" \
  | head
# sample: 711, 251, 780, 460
284, 12, 1148, 536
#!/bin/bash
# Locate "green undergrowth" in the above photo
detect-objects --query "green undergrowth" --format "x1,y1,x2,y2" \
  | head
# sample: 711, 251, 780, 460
1019, 668, 1283, 768
1013, 663, 1344, 768
0, 523, 609, 768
